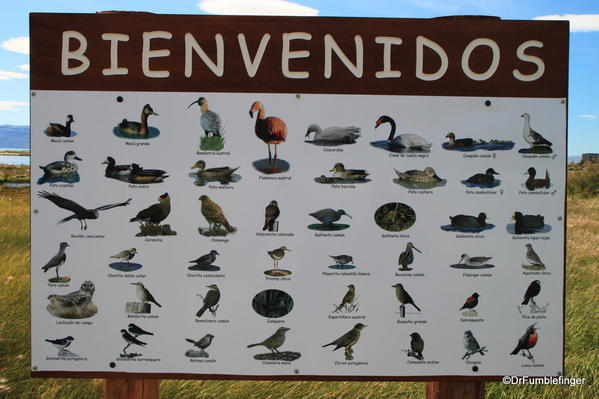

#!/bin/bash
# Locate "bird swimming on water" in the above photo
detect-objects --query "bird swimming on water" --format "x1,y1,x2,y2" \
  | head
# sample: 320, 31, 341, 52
188, 97, 223, 137
46, 114, 75, 137
118, 104, 158, 136
511, 212, 544, 234
394, 167, 442, 184
128, 164, 168, 184
130, 193, 171, 225
445, 132, 475, 148
191, 160, 239, 180
39, 151, 82, 176
450, 212, 489, 228
309, 208, 351, 226
330, 163, 369, 180
102, 156, 131, 177
374, 116, 432, 150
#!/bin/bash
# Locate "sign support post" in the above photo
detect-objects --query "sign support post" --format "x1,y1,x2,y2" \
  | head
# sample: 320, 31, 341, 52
104, 378, 159, 399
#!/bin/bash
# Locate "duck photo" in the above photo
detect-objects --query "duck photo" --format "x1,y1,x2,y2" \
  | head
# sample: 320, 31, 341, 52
189, 160, 240, 186
304, 123, 361, 146
461, 168, 500, 188
508, 212, 551, 235
113, 104, 159, 139
37, 150, 82, 184
441, 212, 495, 233
315, 163, 370, 184
44, 114, 76, 137
443, 132, 514, 152
393, 167, 446, 189
371, 115, 432, 153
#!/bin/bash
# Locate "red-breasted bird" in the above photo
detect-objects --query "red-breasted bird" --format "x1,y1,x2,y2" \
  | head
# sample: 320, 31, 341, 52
460, 292, 480, 311
249, 101, 287, 164
510, 324, 539, 360
522, 280, 541, 305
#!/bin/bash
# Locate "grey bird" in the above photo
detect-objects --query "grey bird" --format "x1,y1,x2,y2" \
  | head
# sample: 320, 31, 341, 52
323, 323, 366, 351
410, 332, 424, 360
309, 208, 351, 226
521, 113, 552, 148
196, 284, 220, 318
121, 329, 146, 347
398, 242, 421, 271
190, 250, 220, 267
334, 284, 356, 312
247, 327, 290, 353
45, 336, 74, 350
189, 97, 224, 137
329, 255, 353, 266
463, 330, 484, 357
131, 282, 161, 308
186, 334, 214, 350
38, 191, 132, 230
42, 242, 69, 279
39, 151, 82, 176
47, 280, 95, 309
525, 244, 545, 267
128, 323, 153, 337
267, 246, 292, 268
111, 248, 137, 263
392, 283, 421, 311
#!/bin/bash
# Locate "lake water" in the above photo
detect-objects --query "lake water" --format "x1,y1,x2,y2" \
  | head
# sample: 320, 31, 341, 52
0, 148, 30, 165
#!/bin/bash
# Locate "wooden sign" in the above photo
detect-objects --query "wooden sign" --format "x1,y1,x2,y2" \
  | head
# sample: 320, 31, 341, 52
30, 13, 567, 381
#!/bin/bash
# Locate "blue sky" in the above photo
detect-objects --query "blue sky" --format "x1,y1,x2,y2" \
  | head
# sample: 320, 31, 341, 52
1, 0, 597, 155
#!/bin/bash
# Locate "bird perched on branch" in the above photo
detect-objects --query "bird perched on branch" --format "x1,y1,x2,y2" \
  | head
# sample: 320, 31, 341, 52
38, 191, 131, 230
263, 200, 280, 231
130, 193, 171, 225
409, 332, 424, 360
463, 330, 486, 359
189, 97, 223, 137
247, 327, 290, 353
249, 101, 287, 165
42, 242, 69, 279
334, 284, 356, 312
196, 284, 220, 318
323, 323, 366, 352
131, 282, 161, 308
199, 195, 236, 233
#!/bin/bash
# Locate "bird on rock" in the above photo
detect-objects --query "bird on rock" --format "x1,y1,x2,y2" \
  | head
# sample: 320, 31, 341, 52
247, 327, 290, 353
130, 193, 171, 225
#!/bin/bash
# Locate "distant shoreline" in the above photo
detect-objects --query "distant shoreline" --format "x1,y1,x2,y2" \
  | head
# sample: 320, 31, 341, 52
0, 150, 30, 156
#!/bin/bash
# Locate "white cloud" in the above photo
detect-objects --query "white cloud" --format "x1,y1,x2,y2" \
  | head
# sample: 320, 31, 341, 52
18, 64, 29, 71
0, 101, 28, 111
0, 70, 27, 80
534, 14, 599, 32
198, 0, 318, 16
1, 37, 29, 55
577, 114, 597, 120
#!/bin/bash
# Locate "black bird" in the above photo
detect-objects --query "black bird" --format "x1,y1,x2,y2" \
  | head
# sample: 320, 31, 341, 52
45, 336, 74, 350
445, 132, 474, 148
130, 193, 171, 225
450, 212, 488, 228
460, 292, 480, 311
263, 200, 280, 231
525, 167, 550, 190
46, 114, 74, 137
465, 168, 499, 186
511, 212, 544, 234
128, 323, 154, 337
38, 191, 131, 230
522, 280, 541, 305
196, 284, 220, 318
409, 332, 424, 360
511, 324, 539, 360
186, 334, 215, 350
128, 163, 168, 184
42, 242, 69, 279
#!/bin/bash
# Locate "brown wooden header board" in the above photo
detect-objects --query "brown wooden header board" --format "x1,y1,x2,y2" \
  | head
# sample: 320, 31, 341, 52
30, 13, 568, 97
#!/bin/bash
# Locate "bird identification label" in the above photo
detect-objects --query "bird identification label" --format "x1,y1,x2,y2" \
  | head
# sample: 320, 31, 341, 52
30, 13, 566, 381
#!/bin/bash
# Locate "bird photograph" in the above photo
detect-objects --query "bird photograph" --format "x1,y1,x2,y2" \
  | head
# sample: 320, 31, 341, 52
265, 246, 292, 276
251, 289, 294, 319
460, 292, 480, 316
443, 132, 514, 152
308, 208, 352, 231
509, 212, 548, 235
42, 242, 70, 282
45, 114, 75, 137
263, 200, 280, 232
189, 96, 225, 151
322, 323, 366, 360
462, 330, 487, 360
520, 112, 553, 154
304, 123, 360, 146
247, 327, 300, 361
398, 242, 422, 271
451, 253, 494, 269
38, 191, 131, 230
46, 280, 97, 319
392, 283, 421, 316
442, 212, 494, 233
196, 284, 221, 318
130, 193, 175, 236
393, 167, 446, 189
198, 195, 237, 236
328, 254, 355, 270
510, 323, 540, 363
128, 323, 154, 338
372, 115, 432, 153
185, 334, 215, 358
127, 282, 161, 314
120, 329, 147, 358
102, 156, 132, 178
190, 160, 240, 186
188, 250, 220, 271
114, 104, 159, 139
45, 336, 79, 358
109, 248, 141, 272
330, 163, 369, 181
374, 202, 416, 232
249, 100, 289, 173
128, 164, 168, 184
37, 150, 82, 184
519, 280, 545, 313
333, 284, 357, 313
461, 168, 500, 188
525, 167, 550, 191
407, 332, 424, 360
522, 244, 545, 270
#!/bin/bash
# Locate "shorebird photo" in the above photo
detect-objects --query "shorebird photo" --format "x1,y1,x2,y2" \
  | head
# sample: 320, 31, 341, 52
265, 246, 292, 276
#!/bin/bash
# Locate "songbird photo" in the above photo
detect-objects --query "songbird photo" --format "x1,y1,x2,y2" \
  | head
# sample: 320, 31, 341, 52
462, 330, 487, 360
38, 191, 131, 230
511, 323, 540, 363
114, 103, 159, 139
37, 150, 82, 184
190, 160, 240, 186
126, 282, 161, 314
42, 242, 70, 283
333, 284, 358, 313
46, 280, 97, 319
120, 328, 147, 358
304, 123, 360, 146
265, 246, 292, 276
247, 327, 300, 361
198, 195, 237, 237
249, 100, 289, 173
518, 280, 547, 314
392, 283, 421, 317
109, 248, 142, 272
308, 208, 352, 231
460, 292, 480, 317
45, 336, 79, 358
519, 112, 553, 154
188, 250, 220, 271
196, 284, 221, 318
263, 200, 280, 232
323, 323, 366, 361
130, 193, 176, 236
185, 334, 215, 358
406, 332, 424, 360
522, 244, 545, 270
371, 115, 432, 153
189, 96, 225, 151
328, 254, 355, 270
44, 114, 76, 137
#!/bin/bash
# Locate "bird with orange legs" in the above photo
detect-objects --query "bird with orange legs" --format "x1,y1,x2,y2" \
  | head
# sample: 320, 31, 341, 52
510, 323, 539, 363
249, 101, 287, 166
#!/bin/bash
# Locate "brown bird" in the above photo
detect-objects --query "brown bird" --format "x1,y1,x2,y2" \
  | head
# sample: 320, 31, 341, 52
334, 284, 356, 312
196, 284, 220, 318
249, 101, 287, 164
392, 283, 421, 312
130, 193, 170, 225
46, 114, 74, 137
199, 195, 236, 233
323, 323, 366, 352
460, 292, 480, 311
247, 327, 290, 353
511, 324, 539, 360
263, 200, 280, 231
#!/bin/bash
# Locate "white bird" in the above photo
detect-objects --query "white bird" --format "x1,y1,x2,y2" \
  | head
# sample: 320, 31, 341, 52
189, 97, 223, 137
305, 123, 360, 144
521, 113, 552, 148
375, 116, 432, 150
524, 244, 545, 267
111, 248, 137, 263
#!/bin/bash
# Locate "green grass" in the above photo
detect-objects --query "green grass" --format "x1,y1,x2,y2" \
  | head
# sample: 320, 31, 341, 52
199, 135, 225, 152
0, 185, 597, 399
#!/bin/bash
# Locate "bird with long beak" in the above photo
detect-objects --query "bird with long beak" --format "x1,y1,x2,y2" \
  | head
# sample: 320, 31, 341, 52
188, 97, 223, 137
